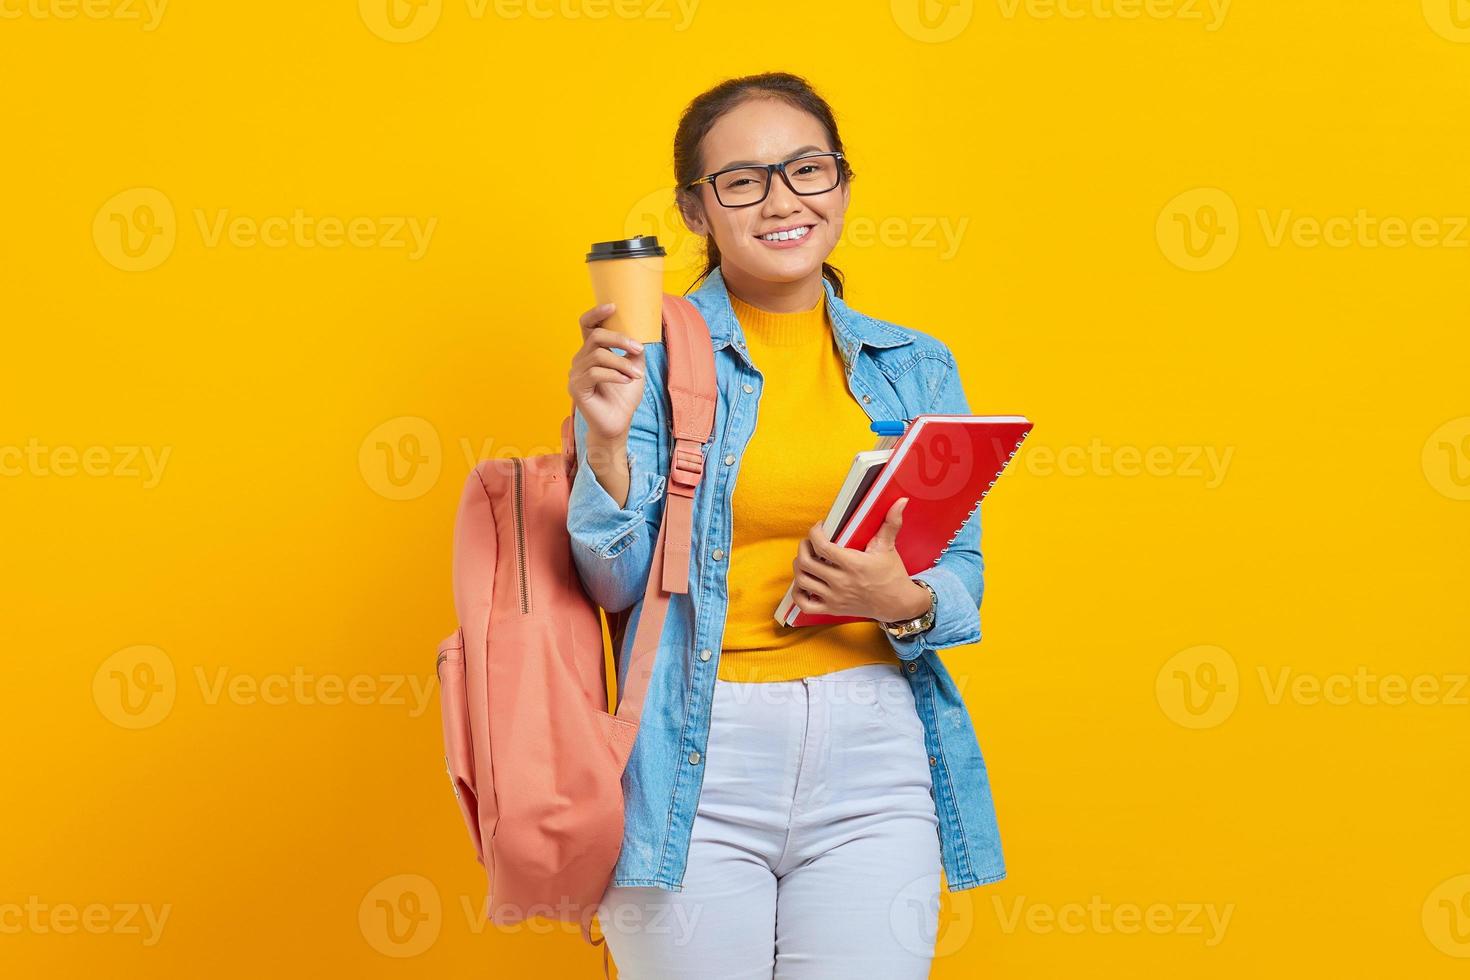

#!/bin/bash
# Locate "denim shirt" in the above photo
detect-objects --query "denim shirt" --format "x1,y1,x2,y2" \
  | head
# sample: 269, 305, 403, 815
567, 266, 1006, 892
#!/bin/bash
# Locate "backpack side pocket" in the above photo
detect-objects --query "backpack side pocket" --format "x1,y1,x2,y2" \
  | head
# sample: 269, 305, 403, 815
436, 628, 483, 864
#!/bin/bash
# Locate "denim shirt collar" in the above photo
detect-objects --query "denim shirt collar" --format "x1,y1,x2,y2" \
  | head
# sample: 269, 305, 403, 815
685, 265, 913, 371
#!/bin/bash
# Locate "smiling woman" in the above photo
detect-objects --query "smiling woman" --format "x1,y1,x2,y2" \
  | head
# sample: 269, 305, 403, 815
567, 71, 1002, 979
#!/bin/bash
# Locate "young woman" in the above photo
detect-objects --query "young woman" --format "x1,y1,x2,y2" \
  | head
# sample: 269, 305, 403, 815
566, 72, 1005, 978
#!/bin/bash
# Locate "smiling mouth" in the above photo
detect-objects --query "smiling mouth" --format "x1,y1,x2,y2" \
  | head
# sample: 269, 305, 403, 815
756, 224, 814, 242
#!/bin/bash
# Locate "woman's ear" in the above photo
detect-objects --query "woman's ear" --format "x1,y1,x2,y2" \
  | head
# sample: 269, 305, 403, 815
676, 189, 708, 236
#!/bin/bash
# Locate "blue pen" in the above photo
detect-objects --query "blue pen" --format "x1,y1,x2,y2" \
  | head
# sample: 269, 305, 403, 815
869, 420, 907, 436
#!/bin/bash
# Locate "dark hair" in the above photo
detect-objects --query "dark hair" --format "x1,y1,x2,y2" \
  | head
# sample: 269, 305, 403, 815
673, 72, 855, 298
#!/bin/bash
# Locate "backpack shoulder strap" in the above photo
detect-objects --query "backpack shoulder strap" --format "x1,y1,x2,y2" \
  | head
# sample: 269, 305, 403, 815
610, 294, 715, 731
656, 293, 717, 594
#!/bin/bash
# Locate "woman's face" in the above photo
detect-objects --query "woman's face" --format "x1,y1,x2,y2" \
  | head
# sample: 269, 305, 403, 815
680, 98, 849, 288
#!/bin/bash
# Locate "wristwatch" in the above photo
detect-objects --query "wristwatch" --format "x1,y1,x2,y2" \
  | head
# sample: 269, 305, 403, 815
882, 579, 937, 639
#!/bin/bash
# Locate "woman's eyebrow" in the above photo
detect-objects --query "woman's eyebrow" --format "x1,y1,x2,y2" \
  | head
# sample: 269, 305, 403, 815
714, 144, 826, 170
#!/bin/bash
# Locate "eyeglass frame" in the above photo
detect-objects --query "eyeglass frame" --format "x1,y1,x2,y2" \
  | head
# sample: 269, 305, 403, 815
682, 150, 847, 208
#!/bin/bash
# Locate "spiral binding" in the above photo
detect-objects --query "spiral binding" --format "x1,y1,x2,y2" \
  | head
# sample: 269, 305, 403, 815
935, 429, 1030, 556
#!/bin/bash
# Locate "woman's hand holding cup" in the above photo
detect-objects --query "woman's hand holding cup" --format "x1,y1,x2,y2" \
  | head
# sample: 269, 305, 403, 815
568, 303, 646, 506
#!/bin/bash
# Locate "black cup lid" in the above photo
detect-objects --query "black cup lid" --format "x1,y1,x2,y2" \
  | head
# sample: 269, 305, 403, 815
586, 235, 666, 262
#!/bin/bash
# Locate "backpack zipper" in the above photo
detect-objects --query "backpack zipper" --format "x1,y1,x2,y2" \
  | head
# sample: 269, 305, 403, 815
511, 457, 530, 614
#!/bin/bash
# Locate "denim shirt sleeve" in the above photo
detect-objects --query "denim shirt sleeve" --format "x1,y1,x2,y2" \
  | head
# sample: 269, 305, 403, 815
884, 351, 985, 661
566, 369, 668, 614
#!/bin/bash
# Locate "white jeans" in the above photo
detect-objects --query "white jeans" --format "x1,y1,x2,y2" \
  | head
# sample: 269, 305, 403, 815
599, 662, 943, 979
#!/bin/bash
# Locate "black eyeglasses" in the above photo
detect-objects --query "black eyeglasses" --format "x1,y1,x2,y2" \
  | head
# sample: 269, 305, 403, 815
684, 151, 846, 208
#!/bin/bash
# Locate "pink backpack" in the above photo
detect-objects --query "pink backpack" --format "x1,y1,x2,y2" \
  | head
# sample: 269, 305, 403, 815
435, 293, 717, 972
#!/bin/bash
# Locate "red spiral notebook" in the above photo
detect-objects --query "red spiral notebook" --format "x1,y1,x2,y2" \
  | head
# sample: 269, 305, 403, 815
774, 414, 1033, 628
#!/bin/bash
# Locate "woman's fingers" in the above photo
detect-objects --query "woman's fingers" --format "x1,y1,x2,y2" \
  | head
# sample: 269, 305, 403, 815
793, 570, 828, 594
582, 366, 637, 387
578, 304, 645, 356
586, 346, 644, 379
578, 302, 615, 331
586, 328, 645, 360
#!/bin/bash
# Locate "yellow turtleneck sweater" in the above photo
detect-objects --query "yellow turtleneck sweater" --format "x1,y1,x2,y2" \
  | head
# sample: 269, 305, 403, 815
716, 289, 897, 684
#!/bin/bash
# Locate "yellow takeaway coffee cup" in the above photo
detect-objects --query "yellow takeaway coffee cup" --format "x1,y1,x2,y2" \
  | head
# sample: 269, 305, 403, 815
586, 235, 666, 345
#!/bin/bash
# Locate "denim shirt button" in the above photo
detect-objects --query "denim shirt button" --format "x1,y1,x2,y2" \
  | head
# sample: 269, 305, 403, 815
929, 755, 938, 766
712, 549, 725, 560
742, 383, 754, 393
723, 453, 735, 465
699, 649, 712, 661
689, 751, 701, 764
906, 661, 918, 673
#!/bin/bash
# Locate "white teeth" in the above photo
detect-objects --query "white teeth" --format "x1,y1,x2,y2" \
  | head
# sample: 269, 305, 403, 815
762, 226, 810, 242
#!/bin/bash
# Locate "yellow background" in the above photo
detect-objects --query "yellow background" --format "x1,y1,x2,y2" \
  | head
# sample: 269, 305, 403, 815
3, 0, 1468, 976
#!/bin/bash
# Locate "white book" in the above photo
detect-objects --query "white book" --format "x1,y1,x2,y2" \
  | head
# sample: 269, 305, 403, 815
773, 448, 892, 627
